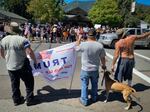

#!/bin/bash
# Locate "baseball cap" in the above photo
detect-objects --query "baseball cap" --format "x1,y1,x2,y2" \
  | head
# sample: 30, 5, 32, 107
10, 22, 19, 27
5, 22, 21, 34
88, 29, 96, 38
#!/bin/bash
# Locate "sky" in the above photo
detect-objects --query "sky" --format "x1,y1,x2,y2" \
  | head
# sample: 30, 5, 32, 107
64, 0, 150, 6
136, 0, 150, 5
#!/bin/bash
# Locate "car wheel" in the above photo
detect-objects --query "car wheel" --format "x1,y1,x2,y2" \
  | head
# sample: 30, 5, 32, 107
110, 40, 117, 48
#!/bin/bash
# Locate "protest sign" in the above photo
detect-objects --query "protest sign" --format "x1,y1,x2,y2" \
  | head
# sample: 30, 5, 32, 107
29, 43, 77, 82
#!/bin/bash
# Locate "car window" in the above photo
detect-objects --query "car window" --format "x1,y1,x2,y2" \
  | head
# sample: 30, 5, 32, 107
100, 36, 106, 39
126, 29, 135, 35
137, 29, 141, 35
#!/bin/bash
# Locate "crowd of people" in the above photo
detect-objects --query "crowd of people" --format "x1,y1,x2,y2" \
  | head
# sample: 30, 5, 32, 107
0, 21, 150, 107
6, 22, 118, 43
1, 22, 119, 43
21, 23, 91, 43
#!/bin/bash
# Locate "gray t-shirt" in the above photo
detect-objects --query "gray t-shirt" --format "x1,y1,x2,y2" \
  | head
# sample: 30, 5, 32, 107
78, 41, 106, 71
0, 35, 30, 70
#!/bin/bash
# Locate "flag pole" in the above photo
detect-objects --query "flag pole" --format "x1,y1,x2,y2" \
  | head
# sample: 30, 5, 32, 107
68, 72, 75, 94
68, 46, 77, 94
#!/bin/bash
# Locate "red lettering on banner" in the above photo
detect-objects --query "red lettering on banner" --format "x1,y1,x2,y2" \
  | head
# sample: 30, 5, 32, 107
45, 67, 64, 74
64, 65, 72, 68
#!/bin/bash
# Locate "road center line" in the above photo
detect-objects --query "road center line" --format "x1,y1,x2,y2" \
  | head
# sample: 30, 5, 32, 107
106, 52, 150, 83
134, 52, 150, 61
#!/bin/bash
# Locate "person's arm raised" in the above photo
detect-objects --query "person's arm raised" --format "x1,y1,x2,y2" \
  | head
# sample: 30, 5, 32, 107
75, 35, 82, 46
135, 31, 150, 40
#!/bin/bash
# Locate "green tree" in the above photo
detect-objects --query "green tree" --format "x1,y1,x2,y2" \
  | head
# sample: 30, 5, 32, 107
3, 0, 31, 19
88, 0, 122, 27
144, 15, 150, 23
27, 0, 64, 23
124, 15, 140, 27
136, 4, 150, 24
0, 0, 5, 9
117, 0, 142, 27
117, 0, 132, 17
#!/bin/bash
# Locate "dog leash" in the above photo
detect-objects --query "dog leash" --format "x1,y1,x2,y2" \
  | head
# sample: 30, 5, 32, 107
101, 69, 105, 86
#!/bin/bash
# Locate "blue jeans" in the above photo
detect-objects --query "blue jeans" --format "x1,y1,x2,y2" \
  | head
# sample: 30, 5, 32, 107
80, 70, 99, 105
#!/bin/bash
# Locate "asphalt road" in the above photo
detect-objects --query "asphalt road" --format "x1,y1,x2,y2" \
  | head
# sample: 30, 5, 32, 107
0, 42, 149, 112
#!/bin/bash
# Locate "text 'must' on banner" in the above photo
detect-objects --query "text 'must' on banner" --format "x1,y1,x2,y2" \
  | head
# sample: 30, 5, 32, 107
28, 43, 77, 82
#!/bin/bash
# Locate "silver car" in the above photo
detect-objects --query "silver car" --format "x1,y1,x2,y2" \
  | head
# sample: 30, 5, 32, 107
98, 33, 118, 48
98, 28, 150, 48
123, 28, 150, 48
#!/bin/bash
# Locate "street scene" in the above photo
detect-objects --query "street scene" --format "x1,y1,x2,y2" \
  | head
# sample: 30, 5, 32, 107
0, 0, 150, 112
0, 42, 150, 112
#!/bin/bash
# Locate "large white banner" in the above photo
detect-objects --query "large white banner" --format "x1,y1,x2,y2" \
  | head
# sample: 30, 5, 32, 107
29, 43, 77, 82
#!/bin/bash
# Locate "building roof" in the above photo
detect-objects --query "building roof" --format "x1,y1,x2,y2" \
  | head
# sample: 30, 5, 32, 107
0, 9, 27, 23
66, 14, 89, 22
64, 1, 95, 15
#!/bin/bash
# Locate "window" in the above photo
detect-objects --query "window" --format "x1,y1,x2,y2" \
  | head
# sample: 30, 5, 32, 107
137, 29, 141, 35
126, 29, 135, 36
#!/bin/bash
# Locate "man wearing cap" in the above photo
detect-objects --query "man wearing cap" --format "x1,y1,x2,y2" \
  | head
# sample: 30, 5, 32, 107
0, 22, 37, 106
111, 29, 150, 86
76, 29, 106, 106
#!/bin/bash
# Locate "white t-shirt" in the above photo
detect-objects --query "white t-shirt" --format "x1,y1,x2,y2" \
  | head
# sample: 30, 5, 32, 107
0, 35, 30, 70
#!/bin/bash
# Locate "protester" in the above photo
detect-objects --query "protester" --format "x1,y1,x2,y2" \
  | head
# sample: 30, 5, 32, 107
111, 29, 150, 86
76, 29, 106, 106
0, 22, 37, 106
69, 26, 76, 42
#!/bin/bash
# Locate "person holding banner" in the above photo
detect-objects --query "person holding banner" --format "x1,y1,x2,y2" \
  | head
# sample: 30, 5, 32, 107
76, 29, 106, 106
0, 22, 37, 106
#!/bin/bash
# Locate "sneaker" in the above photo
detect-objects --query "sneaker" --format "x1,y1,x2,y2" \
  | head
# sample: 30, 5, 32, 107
14, 96, 25, 106
79, 98, 89, 106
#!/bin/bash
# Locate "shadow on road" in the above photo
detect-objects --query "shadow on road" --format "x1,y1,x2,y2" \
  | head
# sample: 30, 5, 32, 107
98, 86, 145, 111
132, 83, 150, 92
36, 85, 81, 103
99, 91, 124, 102
33, 83, 149, 109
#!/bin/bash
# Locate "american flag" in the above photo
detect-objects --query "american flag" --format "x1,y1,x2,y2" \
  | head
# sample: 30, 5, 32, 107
38, 50, 53, 59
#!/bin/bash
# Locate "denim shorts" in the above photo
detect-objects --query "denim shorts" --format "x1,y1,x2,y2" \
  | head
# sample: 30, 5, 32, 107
115, 57, 135, 81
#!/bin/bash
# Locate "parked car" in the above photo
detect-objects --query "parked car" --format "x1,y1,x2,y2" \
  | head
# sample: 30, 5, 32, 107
98, 28, 150, 48
98, 33, 118, 48
123, 28, 150, 48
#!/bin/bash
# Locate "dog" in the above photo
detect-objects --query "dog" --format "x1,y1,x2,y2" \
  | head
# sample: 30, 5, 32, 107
101, 71, 140, 110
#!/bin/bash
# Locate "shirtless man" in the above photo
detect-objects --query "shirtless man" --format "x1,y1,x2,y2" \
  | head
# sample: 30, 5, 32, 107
111, 29, 150, 86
